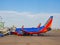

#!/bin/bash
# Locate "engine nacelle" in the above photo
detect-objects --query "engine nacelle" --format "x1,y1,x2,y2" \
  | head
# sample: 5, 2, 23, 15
47, 28, 51, 31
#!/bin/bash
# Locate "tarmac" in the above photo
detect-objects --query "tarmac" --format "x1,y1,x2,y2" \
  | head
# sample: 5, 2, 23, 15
0, 30, 60, 45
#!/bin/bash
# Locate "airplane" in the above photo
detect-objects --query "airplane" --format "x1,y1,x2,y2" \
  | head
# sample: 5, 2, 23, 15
12, 16, 53, 36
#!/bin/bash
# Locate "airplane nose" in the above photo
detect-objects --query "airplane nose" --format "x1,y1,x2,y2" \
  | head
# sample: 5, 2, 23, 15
47, 28, 51, 31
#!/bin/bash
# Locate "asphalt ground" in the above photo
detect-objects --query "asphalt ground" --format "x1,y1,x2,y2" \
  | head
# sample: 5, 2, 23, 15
0, 30, 60, 45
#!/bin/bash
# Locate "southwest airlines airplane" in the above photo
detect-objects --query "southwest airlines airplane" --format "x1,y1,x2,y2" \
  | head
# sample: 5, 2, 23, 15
12, 16, 53, 36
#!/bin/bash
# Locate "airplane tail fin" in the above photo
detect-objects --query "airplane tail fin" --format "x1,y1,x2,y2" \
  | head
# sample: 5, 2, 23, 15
40, 16, 53, 33
44, 16, 53, 31
37, 23, 41, 28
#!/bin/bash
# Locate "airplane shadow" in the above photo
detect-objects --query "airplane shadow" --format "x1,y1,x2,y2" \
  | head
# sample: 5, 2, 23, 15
23, 34, 60, 37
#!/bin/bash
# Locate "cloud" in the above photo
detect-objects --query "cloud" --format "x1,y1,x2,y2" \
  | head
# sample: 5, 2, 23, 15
0, 10, 60, 29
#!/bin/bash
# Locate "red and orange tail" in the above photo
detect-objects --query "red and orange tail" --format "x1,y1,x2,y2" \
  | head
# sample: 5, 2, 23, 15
39, 16, 53, 33
44, 16, 53, 28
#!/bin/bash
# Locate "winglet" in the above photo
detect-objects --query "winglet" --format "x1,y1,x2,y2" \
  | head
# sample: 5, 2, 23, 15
37, 23, 41, 28
22, 25, 24, 30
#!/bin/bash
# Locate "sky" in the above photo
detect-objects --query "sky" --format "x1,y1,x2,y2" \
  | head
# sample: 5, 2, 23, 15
0, 0, 60, 29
